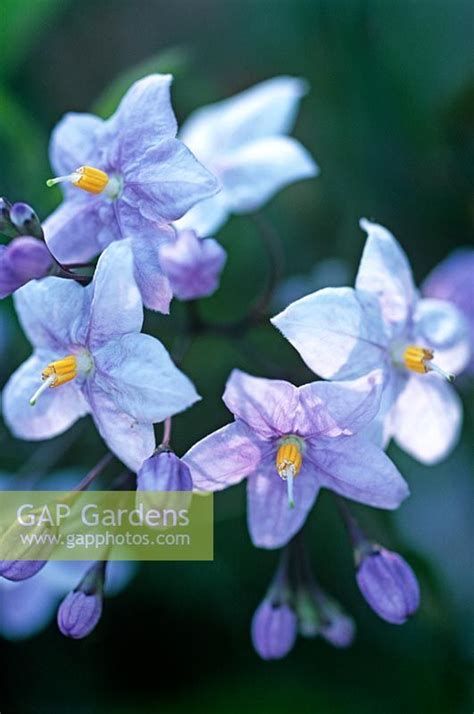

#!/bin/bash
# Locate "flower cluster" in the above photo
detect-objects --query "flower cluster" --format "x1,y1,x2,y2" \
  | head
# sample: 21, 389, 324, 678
0, 71, 469, 653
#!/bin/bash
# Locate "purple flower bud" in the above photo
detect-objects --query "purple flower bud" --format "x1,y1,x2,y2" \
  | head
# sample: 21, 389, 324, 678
159, 229, 226, 301
251, 600, 297, 660
319, 606, 356, 648
356, 548, 420, 624
0, 237, 54, 298
0, 197, 16, 237
0, 514, 57, 581
137, 450, 193, 492
57, 562, 105, 639
0, 559, 46, 582
10, 202, 44, 239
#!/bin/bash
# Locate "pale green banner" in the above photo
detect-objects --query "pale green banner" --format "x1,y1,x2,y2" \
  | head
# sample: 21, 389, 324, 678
0, 491, 213, 561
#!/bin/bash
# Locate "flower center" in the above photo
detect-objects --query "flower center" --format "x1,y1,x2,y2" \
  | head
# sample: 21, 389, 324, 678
30, 352, 93, 406
47, 166, 112, 196
402, 344, 454, 382
276, 436, 304, 509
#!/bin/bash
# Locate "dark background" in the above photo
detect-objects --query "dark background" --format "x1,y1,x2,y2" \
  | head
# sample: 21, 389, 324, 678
0, 1, 473, 712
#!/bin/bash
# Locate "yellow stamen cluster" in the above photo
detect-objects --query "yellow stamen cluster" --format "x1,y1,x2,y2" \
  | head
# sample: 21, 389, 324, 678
42, 355, 78, 387
403, 345, 433, 374
46, 166, 109, 195
276, 440, 302, 480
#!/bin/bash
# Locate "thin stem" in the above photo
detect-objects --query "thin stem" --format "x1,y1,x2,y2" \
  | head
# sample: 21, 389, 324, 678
334, 495, 367, 547
74, 452, 114, 493
161, 417, 172, 448
248, 212, 284, 322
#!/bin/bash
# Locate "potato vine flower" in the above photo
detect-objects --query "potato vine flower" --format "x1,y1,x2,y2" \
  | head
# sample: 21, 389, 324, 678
176, 76, 318, 236
272, 219, 471, 464
2, 241, 199, 470
44, 74, 219, 313
422, 248, 474, 376
183, 369, 408, 549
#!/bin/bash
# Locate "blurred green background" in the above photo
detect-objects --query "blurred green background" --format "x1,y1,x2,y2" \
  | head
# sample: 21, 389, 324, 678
0, 1, 473, 712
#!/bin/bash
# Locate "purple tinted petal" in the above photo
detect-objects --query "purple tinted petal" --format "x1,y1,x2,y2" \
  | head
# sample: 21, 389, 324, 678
44, 199, 114, 264
183, 421, 268, 492
223, 370, 300, 438
392, 375, 462, 465
0, 575, 59, 640
159, 230, 226, 301
247, 459, 319, 549
3, 237, 53, 283
308, 435, 409, 509
129, 221, 174, 313
414, 298, 470, 376
251, 600, 297, 660
356, 549, 420, 624
173, 192, 229, 236
49, 112, 104, 183
57, 590, 102, 639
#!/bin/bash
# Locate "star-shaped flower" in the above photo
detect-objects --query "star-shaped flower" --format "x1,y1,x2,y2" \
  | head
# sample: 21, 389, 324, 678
44, 74, 219, 313
272, 219, 471, 464
175, 76, 318, 236
183, 369, 408, 549
2, 241, 199, 470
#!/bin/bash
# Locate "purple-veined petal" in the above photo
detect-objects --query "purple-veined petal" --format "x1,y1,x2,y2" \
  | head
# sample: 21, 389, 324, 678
2, 351, 89, 440
130, 224, 174, 313
13, 277, 90, 352
123, 138, 220, 224
271, 287, 388, 380
218, 136, 318, 214
44, 199, 116, 263
392, 375, 462, 465
86, 240, 143, 350
247, 459, 320, 549
183, 421, 269, 492
413, 298, 470, 375
108, 74, 178, 164
357, 219, 416, 332
180, 76, 309, 162
49, 112, 104, 185
223, 369, 300, 439
173, 192, 229, 236
86, 382, 155, 471
296, 370, 384, 438
93, 333, 199, 423
308, 435, 409, 509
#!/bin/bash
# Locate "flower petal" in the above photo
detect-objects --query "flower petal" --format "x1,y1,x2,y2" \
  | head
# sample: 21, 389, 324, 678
14, 277, 90, 352
360, 368, 408, 449
218, 136, 317, 214
180, 76, 309, 161
223, 369, 300, 438
247, 459, 319, 549
296, 370, 384, 437
86, 240, 143, 350
2, 351, 89, 440
130, 225, 174, 313
93, 333, 199, 423
173, 192, 229, 236
392, 375, 462, 465
183, 421, 269, 492
108, 74, 178, 163
49, 112, 104, 185
413, 298, 470, 375
308, 435, 409, 509
44, 200, 116, 263
271, 287, 387, 380
0, 575, 59, 640
85, 382, 155, 471
123, 138, 220, 224
357, 219, 416, 332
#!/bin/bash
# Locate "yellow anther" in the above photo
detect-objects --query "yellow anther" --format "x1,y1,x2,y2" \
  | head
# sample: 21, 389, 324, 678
276, 441, 303, 479
47, 166, 109, 195
42, 355, 78, 387
403, 345, 433, 374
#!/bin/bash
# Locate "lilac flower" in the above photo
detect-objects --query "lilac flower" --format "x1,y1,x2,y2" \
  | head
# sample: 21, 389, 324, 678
272, 219, 471, 464
184, 369, 408, 549
57, 561, 105, 639
0, 237, 55, 298
159, 229, 226, 301
422, 248, 474, 376
252, 600, 298, 660
176, 76, 318, 236
43, 74, 219, 313
2, 241, 199, 470
356, 548, 420, 625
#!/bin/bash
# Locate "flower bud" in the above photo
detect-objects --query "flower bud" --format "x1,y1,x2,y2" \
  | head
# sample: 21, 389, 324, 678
318, 603, 355, 648
296, 587, 355, 648
159, 229, 227, 301
0, 237, 54, 298
356, 548, 420, 624
251, 599, 297, 660
0, 197, 17, 237
57, 562, 105, 639
136, 450, 193, 511
9, 202, 44, 239
0, 514, 57, 581
0, 559, 46, 582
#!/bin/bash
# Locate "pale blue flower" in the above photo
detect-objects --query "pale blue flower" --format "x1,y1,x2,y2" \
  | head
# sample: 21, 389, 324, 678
272, 220, 470, 464
2, 241, 199, 470
176, 76, 318, 236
